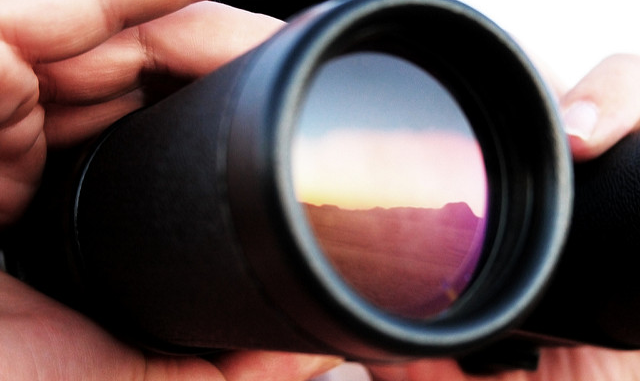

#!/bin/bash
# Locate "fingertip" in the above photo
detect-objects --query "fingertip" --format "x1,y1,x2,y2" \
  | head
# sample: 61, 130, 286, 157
137, 2, 285, 79
562, 103, 635, 162
562, 101, 598, 142
563, 114, 631, 163
565, 134, 599, 163
142, 355, 226, 381
560, 54, 640, 161
561, 100, 602, 162
214, 351, 343, 381
310, 362, 372, 381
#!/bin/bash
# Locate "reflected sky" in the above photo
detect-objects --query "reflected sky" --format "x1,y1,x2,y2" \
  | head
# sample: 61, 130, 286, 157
292, 52, 488, 216
296, 52, 474, 138
291, 52, 488, 318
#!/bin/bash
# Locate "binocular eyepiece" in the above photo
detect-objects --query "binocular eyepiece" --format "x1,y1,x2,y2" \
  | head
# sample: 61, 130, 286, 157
3, 0, 640, 373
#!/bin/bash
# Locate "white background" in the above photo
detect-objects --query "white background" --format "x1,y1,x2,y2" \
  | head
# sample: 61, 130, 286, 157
461, 0, 640, 88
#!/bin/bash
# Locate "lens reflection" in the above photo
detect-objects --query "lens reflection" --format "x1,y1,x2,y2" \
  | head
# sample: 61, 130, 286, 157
292, 52, 488, 319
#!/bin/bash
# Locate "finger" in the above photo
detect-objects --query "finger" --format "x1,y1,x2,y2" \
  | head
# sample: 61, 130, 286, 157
138, 2, 284, 78
39, 2, 284, 148
37, 2, 285, 105
0, 104, 45, 162
0, 271, 231, 381
42, 90, 145, 148
313, 362, 372, 381
536, 346, 640, 381
0, 106, 45, 226
560, 54, 640, 161
142, 355, 227, 381
0, 0, 202, 62
214, 350, 343, 381
0, 41, 39, 125
0, 40, 43, 227
0, 271, 143, 381
34, 30, 145, 106
367, 359, 471, 381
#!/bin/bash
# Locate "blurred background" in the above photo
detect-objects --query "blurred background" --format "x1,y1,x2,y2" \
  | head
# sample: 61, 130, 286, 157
225, 0, 640, 89
462, 0, 640, 88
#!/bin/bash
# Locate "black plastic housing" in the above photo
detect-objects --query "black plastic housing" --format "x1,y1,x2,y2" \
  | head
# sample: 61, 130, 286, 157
522, 131, 640, 348
1, 0, 586, 364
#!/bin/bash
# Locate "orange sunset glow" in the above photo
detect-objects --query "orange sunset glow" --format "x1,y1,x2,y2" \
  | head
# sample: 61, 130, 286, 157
292, 129, 487, 216
289, 52, 488, 318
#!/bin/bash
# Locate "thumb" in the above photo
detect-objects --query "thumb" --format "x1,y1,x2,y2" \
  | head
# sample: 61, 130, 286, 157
560, 54, 640, 161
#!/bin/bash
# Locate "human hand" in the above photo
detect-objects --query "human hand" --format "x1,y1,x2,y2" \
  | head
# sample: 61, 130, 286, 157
561, 54, 640, 161
0, 0, 285, 227
0, 1, 342, 380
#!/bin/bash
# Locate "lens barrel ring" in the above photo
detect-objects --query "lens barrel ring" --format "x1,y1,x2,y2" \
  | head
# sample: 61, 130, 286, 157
227, 0, 572, 359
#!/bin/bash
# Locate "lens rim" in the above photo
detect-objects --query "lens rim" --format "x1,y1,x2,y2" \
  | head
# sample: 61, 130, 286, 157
227, 0, 572, 359
275, 20, 500, 339
289, 50, 490, 320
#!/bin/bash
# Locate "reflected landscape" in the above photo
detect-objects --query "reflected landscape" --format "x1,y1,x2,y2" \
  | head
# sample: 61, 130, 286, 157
303, 202, 485, 318
292, 52, 488, 319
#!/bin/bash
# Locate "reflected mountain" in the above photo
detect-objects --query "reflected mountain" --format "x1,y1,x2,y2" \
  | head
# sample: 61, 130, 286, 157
302, 202, 486, 319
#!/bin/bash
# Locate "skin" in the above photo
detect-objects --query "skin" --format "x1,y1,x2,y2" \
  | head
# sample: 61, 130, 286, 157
1, 1, 640, 380
561, 54, 640, 161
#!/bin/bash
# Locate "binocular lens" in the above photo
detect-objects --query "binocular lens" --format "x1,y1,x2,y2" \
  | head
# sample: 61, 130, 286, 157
292, 52, 489, 319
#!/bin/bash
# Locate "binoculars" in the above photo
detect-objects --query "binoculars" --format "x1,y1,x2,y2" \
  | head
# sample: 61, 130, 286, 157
3, 0, 640, 374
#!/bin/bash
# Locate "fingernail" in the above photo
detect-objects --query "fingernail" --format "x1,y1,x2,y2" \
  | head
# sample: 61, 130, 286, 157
310, 362, 372, 381
562, 100, 599, 140
303, 355, 345, 380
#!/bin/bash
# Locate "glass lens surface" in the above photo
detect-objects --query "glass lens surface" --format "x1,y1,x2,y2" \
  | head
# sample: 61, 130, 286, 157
292, 52, 488, 319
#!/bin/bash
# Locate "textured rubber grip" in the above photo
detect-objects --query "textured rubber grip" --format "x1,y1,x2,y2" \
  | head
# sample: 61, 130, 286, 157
524, 131, 640, 348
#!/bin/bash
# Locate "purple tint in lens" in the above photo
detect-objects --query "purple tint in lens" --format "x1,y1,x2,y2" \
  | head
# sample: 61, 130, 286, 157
292, 52, 488, 319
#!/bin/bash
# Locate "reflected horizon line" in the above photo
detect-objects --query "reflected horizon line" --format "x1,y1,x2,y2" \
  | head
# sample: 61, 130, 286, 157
300, 200, 486, 219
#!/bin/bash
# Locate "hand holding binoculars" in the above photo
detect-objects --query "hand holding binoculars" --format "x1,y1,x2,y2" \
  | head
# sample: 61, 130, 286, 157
3, 0, 640, 374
